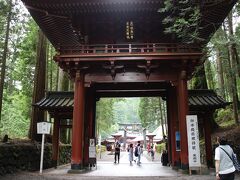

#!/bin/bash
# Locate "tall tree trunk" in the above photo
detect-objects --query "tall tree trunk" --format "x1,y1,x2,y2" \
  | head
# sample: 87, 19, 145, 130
0, 0, 12, 124
159, 98, 165, 138
227, 47, 239, 124
49, 46, 53, 91
225, 16, 239, 124
55, 67, 59, 91
222, 22, 239, 125
46, 43, 49, 91
215, 48, 226, 99
7, 37, 19, 94
227, 13, 240, 77
232, 43, 240, 77
205, 60, 214, 89
58, 68, 69, 91
58, 68, 69, 143
163, 102, 168, 135
29, 30, 47, 140
192, 63, 208, 89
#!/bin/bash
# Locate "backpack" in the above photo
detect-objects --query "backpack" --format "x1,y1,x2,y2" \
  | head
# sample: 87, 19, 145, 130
134, 147, 138, 157
232, 153, 240, 171
220, 147, 240, 172
150, 149, 154, 156
115, 143, 120, 152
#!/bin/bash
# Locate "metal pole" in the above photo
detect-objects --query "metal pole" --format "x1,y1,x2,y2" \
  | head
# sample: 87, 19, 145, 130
40, 134, 45, 174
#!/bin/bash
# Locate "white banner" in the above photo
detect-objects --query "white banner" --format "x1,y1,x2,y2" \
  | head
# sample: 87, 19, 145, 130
89, 146, 96, 158
186, 115, 201, 167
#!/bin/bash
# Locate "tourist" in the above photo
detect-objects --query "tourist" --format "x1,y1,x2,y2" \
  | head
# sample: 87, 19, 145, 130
147, 143, 150, 155
114, 142, 121, 164
128, 143, 134, 165
136, 141, 142, 165
150, 146, 155, 161
215, 136, 235, 180
161, 150, 169, 166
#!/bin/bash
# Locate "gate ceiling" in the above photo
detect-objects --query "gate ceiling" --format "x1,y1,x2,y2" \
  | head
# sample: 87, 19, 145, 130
22, 0, 237, 48
21, 0, 237, 85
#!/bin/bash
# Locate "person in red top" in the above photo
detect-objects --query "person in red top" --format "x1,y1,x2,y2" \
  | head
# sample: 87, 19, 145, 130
147, 143, 150, 154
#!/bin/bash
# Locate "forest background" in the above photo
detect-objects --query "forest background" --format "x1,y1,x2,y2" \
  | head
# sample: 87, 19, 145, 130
0, 0, 240, 141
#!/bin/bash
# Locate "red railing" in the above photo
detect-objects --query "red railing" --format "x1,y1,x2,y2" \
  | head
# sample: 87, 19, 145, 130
60, 43, 201, 55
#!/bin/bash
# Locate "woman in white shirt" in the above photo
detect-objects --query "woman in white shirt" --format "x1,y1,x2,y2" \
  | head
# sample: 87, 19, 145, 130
215, 136, 235, 180
128, 143, 133, 165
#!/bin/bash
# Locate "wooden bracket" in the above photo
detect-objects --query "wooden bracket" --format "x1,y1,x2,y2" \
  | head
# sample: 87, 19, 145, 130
170, 80, 178, 86
137, 60, 159, 80
103, 61, 124, 80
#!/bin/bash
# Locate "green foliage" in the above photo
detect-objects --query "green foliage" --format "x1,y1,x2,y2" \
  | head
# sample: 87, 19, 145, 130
155, 143, 165, 153
13, 19, 38, 96
96, 145, 106, 153
160, 0, 202, 43
0, 1, 8, 37
96, 98, 142, 139
189, 62, 208, 90
209, 28, 231, 101
0, 2, 38, 138
1, 91, 30, 138
138, 97, 166, 131
215, 106, 235, 127
47, 45, 58, 91
204, 59, 216, 90
113, 98, 140, 123
96, 98, 119, 139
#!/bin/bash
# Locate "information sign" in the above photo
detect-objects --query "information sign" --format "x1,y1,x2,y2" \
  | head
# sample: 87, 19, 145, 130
186, 115, 201, 167
37, 122, 51, 134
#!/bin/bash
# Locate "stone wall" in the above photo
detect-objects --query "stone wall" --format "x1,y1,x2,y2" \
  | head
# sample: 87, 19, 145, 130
0, 142, 71, 176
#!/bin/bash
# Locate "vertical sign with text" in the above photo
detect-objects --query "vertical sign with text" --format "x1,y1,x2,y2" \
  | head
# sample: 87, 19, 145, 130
89, 138, 96, 158
186, 115, 201, 167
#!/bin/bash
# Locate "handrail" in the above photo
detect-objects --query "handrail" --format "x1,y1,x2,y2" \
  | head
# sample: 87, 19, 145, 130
59, 43, 201, 55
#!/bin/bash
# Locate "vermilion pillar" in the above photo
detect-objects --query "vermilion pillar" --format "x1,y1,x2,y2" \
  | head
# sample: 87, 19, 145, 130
71, 71, 85, 170
52, 115, 60, 168
177, 71, 189, 169
168, 86, 180, 167
203, 113, 213, 168
88, 89, 95, 139
83, 88, 94, 167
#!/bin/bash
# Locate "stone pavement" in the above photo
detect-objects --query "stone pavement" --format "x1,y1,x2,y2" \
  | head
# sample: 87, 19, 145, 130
1, 151, 240, 180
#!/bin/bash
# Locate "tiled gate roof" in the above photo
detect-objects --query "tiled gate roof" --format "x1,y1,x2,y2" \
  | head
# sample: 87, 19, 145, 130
35, 90, 229, 112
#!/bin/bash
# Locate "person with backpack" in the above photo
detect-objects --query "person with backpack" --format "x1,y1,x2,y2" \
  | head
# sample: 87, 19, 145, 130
215, 136, 235, 180
114, 142, 121, 164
